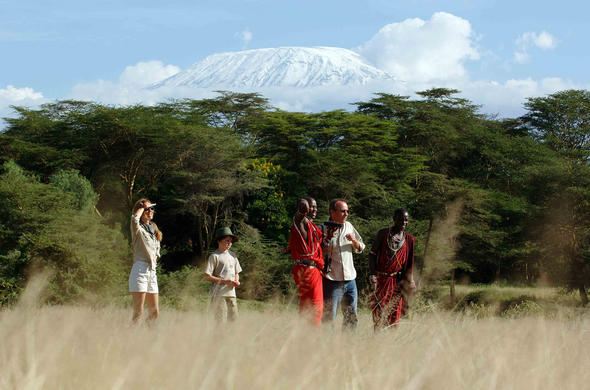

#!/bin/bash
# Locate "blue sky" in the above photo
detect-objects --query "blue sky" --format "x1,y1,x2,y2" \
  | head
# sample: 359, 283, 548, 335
1, 0, 589, 122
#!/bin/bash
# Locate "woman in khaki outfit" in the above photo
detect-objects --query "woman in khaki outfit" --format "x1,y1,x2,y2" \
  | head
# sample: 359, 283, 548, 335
129, 198, 162, 323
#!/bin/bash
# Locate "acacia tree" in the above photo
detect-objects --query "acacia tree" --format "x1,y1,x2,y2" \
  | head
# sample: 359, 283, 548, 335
355, 89, 558, 286
523, 90, 590, 160
156, 124, 266, 259
1, 99, 272, 256
169, 91, 271, 143
521, 90, 590, 304
1, 102, 207, 211
246, 110, 425, 221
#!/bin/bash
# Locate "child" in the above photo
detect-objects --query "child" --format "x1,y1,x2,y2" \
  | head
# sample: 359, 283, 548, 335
204, 227, 242, 322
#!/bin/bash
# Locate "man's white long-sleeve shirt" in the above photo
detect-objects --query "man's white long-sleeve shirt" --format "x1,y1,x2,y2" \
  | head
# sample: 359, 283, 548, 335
324, 221, 365, 281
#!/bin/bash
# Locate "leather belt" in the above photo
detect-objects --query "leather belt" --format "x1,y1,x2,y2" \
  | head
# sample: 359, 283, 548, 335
294, 259, 318, 268
377, 271, 402, 278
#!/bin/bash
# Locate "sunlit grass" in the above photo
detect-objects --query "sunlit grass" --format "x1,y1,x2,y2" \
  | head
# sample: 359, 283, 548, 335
416, 283, 581, 311
1, 290, 589, 389
453, 284, 573, 300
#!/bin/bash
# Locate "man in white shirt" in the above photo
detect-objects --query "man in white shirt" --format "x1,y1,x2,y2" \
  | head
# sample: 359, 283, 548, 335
322, 198, 365, 331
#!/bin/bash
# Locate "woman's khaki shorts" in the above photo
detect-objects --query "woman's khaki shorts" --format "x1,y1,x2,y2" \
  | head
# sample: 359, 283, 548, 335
129, 261, 158, 294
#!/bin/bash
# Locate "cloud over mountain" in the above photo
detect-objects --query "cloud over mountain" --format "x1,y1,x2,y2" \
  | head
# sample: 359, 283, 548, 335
356, 12, 479, 84
70, 61, 181, 105
1, 12, 578, 127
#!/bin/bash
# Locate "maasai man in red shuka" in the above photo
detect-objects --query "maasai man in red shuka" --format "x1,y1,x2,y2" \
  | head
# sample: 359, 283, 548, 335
289, 198, 324, 327
368, 208, 416, 330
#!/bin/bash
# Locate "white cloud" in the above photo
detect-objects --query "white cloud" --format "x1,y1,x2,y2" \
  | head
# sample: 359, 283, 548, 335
2, 72, 582, 132
69, 63, 405, 116
235, 29, 253, 49
69, 80, 209, 106
33, 21, 576, 125
533, 31, 558, 50
67, 59, 581, 122
0, 85, 47, 128
514, 50, 530, 64
0, 85, 44, 101
459, 77, 580, 118
356, 12, 479, 84
155, 76, 581, 119
514, 31, 558, 64
258, 80, 405, 112
0, 7, 581, 135
118, 60, 180, 87
69, 60, 184, 105
540, 77, 575, 91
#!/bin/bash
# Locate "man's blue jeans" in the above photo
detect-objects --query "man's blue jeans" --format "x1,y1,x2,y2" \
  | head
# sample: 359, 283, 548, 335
322, 278, 358, 331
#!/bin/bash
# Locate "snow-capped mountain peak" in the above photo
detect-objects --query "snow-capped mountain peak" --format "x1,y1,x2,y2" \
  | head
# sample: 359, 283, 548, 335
151, 46, 394, 89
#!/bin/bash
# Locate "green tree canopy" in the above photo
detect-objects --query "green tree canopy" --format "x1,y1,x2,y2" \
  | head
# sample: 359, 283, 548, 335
0, 161, 129, 305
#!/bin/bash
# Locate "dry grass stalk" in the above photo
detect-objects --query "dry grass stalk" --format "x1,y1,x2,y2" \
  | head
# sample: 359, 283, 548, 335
1, 299, 589, 389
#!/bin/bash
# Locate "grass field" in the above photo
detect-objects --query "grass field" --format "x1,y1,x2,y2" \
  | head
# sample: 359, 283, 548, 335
1, 281, 589, 389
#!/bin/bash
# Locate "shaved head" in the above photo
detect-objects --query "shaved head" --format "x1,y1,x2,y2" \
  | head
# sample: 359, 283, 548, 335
297, 198, 309, 215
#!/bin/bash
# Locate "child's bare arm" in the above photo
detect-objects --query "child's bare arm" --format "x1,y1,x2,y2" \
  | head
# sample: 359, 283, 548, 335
204, 273, 230, 285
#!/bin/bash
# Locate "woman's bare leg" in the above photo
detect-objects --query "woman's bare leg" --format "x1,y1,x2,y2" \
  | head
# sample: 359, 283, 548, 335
131, 292, 146, 323
145, 293, 159, 322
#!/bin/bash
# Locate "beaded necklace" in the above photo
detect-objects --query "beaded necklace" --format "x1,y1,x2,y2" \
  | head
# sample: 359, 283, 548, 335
386, 228, 405, 264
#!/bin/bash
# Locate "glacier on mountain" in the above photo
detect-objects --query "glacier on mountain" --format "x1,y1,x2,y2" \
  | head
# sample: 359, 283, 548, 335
151, 47, 395, 89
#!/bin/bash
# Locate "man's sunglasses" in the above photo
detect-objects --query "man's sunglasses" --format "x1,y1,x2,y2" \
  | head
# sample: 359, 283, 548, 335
144, 206, 155, 212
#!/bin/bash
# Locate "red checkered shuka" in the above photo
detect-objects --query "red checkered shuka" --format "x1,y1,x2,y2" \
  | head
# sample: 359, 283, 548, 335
371, 230, 414, 328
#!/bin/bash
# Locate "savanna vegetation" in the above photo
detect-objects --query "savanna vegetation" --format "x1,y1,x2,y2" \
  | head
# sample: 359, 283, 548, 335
2, 279, 589, 389
1, 88, 590, 310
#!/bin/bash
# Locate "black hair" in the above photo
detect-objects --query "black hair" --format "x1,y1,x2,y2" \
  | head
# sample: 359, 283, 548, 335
394, 208, 408, 220
296, 198, 309, 210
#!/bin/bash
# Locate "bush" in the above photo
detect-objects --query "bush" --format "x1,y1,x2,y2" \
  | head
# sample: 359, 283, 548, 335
50, 169, 98, 211
0, 161, 129, 306
158, 265, 210, 310
456, 290, 489, 310
419, 285, 444, 302
231, 233, 295, 301
499, 295, 542, 317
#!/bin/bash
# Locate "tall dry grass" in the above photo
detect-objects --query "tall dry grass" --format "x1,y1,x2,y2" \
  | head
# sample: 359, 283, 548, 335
1, 279, 589, 389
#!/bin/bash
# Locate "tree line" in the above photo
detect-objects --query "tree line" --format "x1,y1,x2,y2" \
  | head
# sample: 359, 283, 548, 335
1, 89, 589, 306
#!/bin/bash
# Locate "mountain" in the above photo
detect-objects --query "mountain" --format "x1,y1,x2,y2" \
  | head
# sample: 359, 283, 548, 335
151, 46, 394, 89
